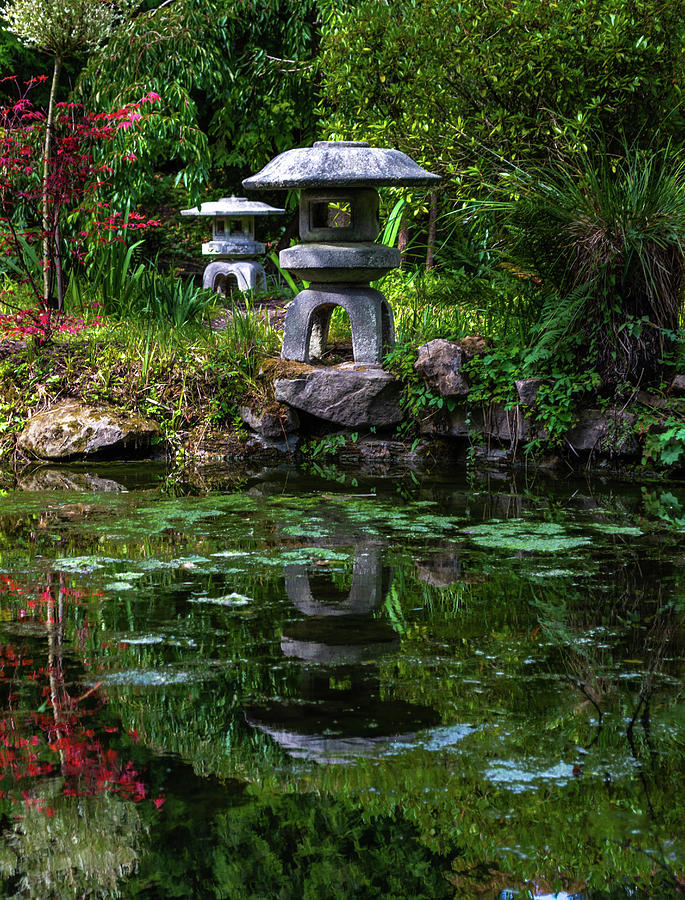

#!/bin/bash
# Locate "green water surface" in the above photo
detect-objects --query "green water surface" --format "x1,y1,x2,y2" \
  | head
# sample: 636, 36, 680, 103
0, 462, 682, 898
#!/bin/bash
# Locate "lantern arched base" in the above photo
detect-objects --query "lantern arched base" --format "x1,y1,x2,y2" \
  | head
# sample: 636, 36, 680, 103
281, 285, 394, 366
201, 260, 266, 295
283, 548, 384, 618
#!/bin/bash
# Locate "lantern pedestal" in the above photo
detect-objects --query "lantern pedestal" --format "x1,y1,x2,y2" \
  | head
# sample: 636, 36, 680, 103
201, 260, 267, 294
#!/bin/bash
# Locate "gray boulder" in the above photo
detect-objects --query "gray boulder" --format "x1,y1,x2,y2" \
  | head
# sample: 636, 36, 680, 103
566, 408, 638, 455
238, 402, 299, 440
669, 374, 685, 394
414, 339, 470, 397
484, 403, 531, 442
419, 402, 531, 442
419, 405, 471, 438
275, 364, 402, 427
515, 378, 543, 407
17, 401, 162, 461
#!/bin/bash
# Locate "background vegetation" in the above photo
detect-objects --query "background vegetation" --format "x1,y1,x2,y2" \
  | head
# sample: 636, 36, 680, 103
0, 0, 684, 460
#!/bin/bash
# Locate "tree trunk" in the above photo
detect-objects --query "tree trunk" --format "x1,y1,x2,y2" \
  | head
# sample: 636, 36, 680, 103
426, 191, 437, 270
54, 224, 64, 313
42, 56, 62, 311
398, 220, 409, 269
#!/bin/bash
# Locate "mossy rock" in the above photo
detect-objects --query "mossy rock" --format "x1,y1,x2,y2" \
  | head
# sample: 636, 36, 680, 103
17, 400, 163, 461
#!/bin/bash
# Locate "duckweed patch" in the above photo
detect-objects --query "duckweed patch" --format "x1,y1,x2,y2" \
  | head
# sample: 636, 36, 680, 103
462, 519, 593, 553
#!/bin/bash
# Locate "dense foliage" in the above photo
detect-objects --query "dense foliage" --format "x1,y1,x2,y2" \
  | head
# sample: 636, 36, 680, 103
75, 0, 320, 204
320, 0, 685, 188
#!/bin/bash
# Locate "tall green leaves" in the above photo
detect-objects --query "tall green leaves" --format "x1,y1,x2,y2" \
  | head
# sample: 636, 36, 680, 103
380, 197, 407, 248
487, 143, 685, 384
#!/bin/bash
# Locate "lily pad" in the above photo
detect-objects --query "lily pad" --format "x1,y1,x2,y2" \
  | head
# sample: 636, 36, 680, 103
589, 523, 643, 536
190, 592, 251, 607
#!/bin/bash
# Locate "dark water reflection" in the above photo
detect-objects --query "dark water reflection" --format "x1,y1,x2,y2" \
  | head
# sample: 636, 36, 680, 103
0, 463, 683, 898
247, 548, 438, 762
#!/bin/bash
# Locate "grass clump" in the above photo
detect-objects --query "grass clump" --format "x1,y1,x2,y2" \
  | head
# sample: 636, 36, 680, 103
485, 141, 685, 388
0, 295, 283, 464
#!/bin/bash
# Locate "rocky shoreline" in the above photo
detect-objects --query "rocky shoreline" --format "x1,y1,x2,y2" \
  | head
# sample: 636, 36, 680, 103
7, 337, 685, 477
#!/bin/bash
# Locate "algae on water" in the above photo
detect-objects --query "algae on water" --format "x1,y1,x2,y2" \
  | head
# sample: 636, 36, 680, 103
462, 519, 593, 553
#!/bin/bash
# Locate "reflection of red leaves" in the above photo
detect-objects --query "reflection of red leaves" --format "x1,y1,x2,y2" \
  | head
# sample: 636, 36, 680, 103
44, 731, 150, 803
0, 576, 100, 622
0, 636, 156, 817
0, 566, 166, 821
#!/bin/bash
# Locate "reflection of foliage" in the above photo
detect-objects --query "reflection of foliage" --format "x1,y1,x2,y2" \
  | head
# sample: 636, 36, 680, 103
134, 791, 451, 899
212, 793, 451, 899
313, 743, 685, 897
1, 789, 144, 899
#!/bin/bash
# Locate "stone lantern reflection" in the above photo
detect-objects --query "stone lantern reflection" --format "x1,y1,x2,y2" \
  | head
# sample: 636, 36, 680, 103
180, 196, 284, 295
243, 141, 439, 366
245, 547, 438, 763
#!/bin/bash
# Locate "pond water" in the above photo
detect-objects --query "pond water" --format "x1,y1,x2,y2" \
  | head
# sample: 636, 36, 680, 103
0, 462, 683, 898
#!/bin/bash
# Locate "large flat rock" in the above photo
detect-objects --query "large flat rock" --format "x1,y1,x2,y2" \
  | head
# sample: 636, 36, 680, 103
274, 365, 402, 427
566, 408, 638, 455
17, 400, 162, 461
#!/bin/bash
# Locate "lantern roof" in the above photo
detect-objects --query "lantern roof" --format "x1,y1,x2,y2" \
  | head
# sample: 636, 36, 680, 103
242, 141, 440, 190
181, 196, 285, 217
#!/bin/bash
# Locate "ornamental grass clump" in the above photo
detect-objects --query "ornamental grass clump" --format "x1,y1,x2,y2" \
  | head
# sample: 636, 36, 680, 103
493, 143, 685, 387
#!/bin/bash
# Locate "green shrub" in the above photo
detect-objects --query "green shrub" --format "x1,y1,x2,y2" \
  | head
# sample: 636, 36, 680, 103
139, 269, 215, 328
66, 239, 217, 328
485, 140, 685, 386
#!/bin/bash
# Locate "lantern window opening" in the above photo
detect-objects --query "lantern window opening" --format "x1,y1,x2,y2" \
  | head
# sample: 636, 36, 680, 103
215, 219, 226, 235
311, 200, 353, 231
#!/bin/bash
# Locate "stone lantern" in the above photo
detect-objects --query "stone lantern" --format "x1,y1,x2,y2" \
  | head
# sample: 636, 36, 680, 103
180, 196, 284, 295
243, 141, 440, 366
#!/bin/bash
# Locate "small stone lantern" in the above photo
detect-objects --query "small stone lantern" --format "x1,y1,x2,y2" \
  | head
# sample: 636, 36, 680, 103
243, 141, 439, 365
180, 196, 284, 295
